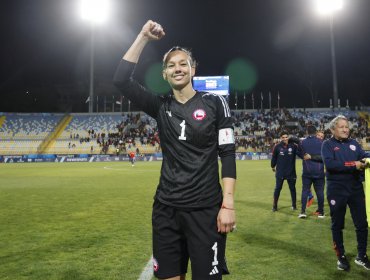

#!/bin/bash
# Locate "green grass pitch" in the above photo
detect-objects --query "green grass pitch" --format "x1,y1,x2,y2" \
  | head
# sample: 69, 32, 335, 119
0, 161, 368, 279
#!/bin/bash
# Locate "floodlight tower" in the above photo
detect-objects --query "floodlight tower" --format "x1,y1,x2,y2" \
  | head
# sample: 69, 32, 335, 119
314, 0, 343, 109
80, 0, 110, 113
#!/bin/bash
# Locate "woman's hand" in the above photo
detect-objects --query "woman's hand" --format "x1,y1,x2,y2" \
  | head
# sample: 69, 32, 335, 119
141, 20, 165, 41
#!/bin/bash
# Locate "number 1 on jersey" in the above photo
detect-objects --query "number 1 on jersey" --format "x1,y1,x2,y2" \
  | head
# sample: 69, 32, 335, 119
211, 242, 219, 266
179, 120, 187, 140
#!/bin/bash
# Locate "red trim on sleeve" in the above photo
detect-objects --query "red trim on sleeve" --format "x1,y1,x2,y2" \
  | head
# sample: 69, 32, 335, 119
344, 161, 356, 167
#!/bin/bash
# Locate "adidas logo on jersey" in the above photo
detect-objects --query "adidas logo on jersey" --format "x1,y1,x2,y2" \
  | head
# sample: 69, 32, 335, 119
209, 266, 219, 275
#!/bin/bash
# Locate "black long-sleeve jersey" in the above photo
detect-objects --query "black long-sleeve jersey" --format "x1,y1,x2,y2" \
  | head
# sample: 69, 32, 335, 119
113, 60, 236, 209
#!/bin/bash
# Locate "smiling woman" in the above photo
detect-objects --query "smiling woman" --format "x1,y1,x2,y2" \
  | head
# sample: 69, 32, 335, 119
113, 20, 236, 280
161, 48, 196, 97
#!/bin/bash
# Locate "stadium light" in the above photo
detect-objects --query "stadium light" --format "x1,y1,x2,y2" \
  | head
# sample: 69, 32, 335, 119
80, 0, 110, 113
314, 0, 343, 15
80, 0, 110, 24
314, 0, 344, 109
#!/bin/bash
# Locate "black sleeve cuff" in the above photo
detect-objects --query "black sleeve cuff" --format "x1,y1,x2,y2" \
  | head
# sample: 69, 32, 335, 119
220, 151, 236, 179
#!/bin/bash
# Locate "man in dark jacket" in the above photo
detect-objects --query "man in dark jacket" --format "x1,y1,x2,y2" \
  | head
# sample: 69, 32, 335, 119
271, 131, 300, 211
322, 115, 370, 271
298, 125, 325, 218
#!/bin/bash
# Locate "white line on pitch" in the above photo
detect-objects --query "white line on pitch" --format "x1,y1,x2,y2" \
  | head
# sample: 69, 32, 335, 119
138, 256, 153, 280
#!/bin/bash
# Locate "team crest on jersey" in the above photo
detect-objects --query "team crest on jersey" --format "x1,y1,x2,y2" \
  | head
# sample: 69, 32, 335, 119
349, 144, 356, 151
192, 109, 206, 121
153, 257, 159, 272
330, 199, 336, 206
334, 147, 340, 151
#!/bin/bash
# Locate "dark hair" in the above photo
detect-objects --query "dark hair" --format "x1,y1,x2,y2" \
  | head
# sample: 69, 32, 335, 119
306, 125, 317, 135
162, 46, 197, 68
280, 131, 288, 137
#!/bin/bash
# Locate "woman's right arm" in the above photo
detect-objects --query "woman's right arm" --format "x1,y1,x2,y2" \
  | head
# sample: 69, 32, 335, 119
113, 20, 165, 117
113, 20, 165, 85
123, 20, 165, 63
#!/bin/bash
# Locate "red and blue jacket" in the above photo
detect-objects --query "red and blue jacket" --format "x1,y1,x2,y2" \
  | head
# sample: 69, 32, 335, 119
321, 137, 369, 183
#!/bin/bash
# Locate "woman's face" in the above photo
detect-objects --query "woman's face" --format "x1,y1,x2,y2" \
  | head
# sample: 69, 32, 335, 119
162, 50, 195, 90
331, 119, 349, 140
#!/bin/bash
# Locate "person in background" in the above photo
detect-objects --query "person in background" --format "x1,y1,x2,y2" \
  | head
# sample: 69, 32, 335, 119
271, 131, 300, 211
316, 130, 325, 141
305, 130, 326, 208
298, 125, 325, 219
322, 115, 370, 271
113, 20, 236, 280
128, 151, 136, 167
306, 190, 315, 208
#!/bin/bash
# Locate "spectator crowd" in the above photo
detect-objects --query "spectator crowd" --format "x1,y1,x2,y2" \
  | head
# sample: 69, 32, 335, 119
76, 109, 369, 155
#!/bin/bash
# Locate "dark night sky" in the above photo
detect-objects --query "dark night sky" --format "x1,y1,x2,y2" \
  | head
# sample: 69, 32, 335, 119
0, 0, 369, 112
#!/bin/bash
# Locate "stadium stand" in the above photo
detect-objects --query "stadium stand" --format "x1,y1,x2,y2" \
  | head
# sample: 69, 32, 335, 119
48, 112, 160, 155
0, 114, 62, 139
232, 108, 369, 152
0, 108, 368, 156
0, 113, 63, 155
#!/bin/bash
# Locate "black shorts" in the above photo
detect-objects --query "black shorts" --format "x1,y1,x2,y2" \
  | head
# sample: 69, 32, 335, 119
152, 200, 229, 279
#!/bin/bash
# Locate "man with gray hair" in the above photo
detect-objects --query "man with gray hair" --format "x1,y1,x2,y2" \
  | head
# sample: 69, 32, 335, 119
322, 115, 370, 271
